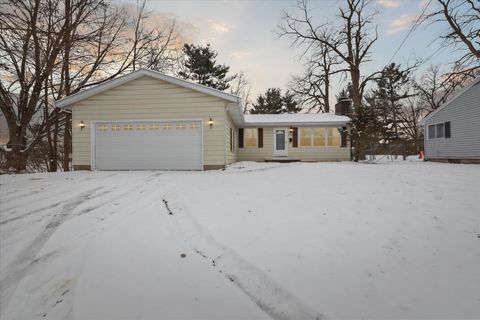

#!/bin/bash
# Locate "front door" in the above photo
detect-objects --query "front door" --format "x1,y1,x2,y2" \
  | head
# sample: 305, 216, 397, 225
273, 128, 288, 157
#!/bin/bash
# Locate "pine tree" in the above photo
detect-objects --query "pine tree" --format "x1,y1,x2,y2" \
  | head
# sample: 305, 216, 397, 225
250, 88, 303, 114
179, 43, 235, 90
283, 90, 302, 113
250, 88, 284, 114
369, 63, 413, 142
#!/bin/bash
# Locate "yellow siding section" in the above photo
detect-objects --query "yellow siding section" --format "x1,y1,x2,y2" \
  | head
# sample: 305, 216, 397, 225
237, 128, 273, 161
72, 76, 227, 167
237, 126, 350, 161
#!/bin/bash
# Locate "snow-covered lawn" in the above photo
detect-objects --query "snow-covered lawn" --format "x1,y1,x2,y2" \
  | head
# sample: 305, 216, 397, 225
1, 161, 479, 319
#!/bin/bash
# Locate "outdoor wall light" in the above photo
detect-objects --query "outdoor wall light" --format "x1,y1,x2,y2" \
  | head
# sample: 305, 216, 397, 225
208, 118, 214, 129
79, 121, 85, 131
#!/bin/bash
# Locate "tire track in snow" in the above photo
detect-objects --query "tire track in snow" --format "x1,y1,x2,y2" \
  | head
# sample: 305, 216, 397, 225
0, 172, 162, 318
160, 197, 325, 320
0, 187, 104, 310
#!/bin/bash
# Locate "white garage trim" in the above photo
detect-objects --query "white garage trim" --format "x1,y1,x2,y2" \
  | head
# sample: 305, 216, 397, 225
90, 119, 204, 171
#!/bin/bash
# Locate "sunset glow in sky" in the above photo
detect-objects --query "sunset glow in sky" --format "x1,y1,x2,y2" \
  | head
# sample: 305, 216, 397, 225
141, 0, 459, 98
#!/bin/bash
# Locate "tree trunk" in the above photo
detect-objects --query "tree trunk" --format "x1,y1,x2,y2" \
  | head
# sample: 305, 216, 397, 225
62, 0, 71, 171
350, 67, 362, 162
5, 149, 29, 171
5, 128, 28, 170
63, 113, 71, 171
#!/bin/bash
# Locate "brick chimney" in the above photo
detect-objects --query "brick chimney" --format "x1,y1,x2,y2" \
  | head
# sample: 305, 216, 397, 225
335, 99, 351, 116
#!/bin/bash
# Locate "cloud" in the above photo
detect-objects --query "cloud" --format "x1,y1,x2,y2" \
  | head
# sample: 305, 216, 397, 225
230, 51, 253, 60
377, 0, 401, 8
386, 13, 419, 34
207, 19, 232, 34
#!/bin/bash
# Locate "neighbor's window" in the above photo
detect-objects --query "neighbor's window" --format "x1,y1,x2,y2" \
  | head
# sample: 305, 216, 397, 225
436, 123, 445, 138
313, 128, 326, 146
327, 128, 340, 146
445, 121, 451, 138
428, 125, 435, 139
245, 128, 257, 148
428, 122, 451, 139
299, 128, 312, 146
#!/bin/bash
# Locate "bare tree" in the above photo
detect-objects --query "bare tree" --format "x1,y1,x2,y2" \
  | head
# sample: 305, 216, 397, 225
279, 0, 379, 160
0, 0, 108, 170
229, 71, 252, 113
397, 96, 427, 152
425, 0, 479, 75
414, 65, 469, 113
1, 0, 179, 171
290, 42, 342, 113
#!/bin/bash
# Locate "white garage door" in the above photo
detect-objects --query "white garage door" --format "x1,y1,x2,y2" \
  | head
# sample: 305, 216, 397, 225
94, 120, 202, 170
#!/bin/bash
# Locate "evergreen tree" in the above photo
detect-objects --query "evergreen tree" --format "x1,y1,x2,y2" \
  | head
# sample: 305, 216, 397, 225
283, 90, 302, 113
179, 43, 235, 90
250, 88, 284, 114
368, 63, 413, 142
250, 88, 303, 114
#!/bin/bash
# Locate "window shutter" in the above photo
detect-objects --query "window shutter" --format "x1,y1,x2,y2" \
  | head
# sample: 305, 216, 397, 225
238, 128, 244, 148
258, 128, 263, 148
292, 127, 298, 148
341, 127, 347, 147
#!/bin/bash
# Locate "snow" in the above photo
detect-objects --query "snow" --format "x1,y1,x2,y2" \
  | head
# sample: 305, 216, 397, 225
1, 161, 479, 319
244, 113, 350, 125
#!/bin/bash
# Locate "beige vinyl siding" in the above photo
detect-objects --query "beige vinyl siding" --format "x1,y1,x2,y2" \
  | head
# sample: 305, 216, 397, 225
72, 76, 228, 168
237, 126, 350, 161
237, 128, 273, 161
225, 113, 237, 164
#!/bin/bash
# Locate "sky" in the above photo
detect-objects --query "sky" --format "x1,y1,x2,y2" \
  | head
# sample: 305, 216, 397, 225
139, 0, 458, 100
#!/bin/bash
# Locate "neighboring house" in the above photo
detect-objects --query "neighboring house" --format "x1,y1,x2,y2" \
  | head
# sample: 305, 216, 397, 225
56, 69, 350, 170
423, 77, 480, 163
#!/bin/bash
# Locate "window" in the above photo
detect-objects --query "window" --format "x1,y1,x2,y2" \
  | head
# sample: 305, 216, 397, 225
176, 123, 187, 130
436, 123, 444, 138
149, 123, 160, 130
244, 128, 257, 148
299, 127, 340, 147
429, 121, 451, 139
111, 124, 121, 131
190, 122, 199, 129
137, 123, 147, 131
124, 124, 134, 131
229, 128, 234, 152
313, 128, 326, 146
164, 123, 173, 130
445, 121, 451, 138
98, 124, 108, 131
299, 128, 312, 146
327, 128, 340, 146
428, 125, 435, 139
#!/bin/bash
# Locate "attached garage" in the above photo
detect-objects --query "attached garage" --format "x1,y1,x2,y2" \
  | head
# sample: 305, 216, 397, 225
93, 120, 202, 170
55, 69, 243, 171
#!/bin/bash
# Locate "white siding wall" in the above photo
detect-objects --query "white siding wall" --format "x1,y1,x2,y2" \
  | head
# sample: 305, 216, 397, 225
424, 81, 480, 160
72, 76, 228, 168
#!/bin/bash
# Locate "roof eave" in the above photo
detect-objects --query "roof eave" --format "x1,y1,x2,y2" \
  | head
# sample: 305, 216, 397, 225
243, 120, 350, 126
55, 68, 240, 109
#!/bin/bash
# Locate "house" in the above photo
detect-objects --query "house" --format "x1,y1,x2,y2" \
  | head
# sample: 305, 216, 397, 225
55, 69, 350, 170
423, 77, 480, 163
